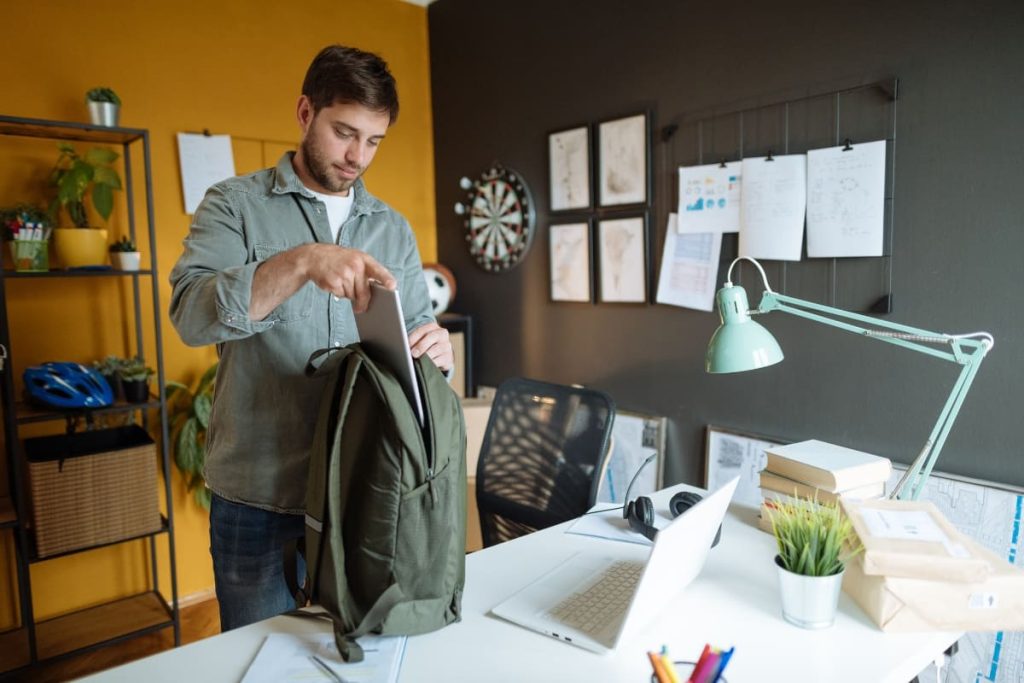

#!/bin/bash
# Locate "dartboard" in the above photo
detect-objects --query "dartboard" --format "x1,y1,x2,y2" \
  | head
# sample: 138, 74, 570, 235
461, 165, 535, 272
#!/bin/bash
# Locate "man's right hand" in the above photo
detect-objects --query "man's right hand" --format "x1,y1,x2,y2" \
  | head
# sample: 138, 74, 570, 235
249, 243, 396, 321
301, 244, 397, 313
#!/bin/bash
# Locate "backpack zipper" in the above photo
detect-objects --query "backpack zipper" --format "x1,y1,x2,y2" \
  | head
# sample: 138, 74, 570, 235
416, 360, 438, 508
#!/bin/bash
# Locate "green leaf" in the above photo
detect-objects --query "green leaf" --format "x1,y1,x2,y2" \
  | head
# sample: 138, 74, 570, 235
176, 417, 200, 474
93, 166, 122, 189
196, 363, 218, 395
193, 393, 212, 429
85, 147, 119, 165
93, 183, 113, 220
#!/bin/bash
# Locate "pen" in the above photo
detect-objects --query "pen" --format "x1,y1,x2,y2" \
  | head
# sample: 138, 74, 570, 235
710, 646, 734, 683
310, 653, 346, 682
659, 648, 681, 683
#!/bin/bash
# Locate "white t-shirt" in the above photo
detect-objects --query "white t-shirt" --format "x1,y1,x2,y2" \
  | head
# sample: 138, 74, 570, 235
307, 188, 354, 243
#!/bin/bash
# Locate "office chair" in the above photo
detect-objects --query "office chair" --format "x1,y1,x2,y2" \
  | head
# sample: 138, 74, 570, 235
475, 377, 615, 547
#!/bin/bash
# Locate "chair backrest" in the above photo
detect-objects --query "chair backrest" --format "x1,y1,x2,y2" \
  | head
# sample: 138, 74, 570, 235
475, 377, 615, 547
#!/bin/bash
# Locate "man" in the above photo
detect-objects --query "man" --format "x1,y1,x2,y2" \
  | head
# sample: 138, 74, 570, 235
169, 45, 452, 630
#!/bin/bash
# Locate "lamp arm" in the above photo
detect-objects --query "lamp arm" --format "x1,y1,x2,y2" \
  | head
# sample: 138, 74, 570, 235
755, 291, 992, 501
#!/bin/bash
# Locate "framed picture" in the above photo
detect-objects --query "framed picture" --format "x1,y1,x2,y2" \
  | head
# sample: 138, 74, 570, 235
596, 410, 668, 504
549, 221, 593, 302
548, 125, 591, 211
704, 425, 788, 509
597, 214, 648, 303
598, 112, 649, 207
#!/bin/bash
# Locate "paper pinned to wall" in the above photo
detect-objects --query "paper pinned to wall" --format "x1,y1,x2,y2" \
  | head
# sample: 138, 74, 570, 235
655, 213, 722, 312
177, 132, 236, 214
738, 154, 806, 261
677, 161, 742, 233
806, 140, 886, 257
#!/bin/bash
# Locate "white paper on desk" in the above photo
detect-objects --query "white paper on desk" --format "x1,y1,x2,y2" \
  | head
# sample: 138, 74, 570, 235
806, 140, 886, 257
677, 161, 741, 233
566, 504, 668, 546
655, 213, 722, 312
240, 632, 406, 683
739, 154, 806, 261
176, 132, 236, 214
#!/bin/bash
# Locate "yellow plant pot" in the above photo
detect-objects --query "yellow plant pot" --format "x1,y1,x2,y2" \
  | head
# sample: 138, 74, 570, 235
53, 228, 109, 268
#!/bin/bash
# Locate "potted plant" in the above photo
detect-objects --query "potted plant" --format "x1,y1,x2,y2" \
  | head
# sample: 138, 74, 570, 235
109, 235, 141, 271
86, 86, 121, 127
765, 495, 861, 629
118, 356, 155, 403
92, 355, 125, 401
1, 204, 52, 272
165, 363, 218, 508
48, 142, 122, 268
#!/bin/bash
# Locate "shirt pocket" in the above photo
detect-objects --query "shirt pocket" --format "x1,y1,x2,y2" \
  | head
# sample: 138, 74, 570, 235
253, 242, 313, 323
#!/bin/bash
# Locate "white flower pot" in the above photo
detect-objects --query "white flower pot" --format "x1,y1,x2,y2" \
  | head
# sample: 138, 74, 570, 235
112, 251, 141, 271
775, 555, 845, 629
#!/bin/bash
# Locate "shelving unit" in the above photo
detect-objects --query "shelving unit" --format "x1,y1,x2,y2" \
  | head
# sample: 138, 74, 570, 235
0, 115, 179, 677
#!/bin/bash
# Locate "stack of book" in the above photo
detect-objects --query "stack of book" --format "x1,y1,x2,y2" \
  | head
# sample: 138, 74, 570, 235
757, 439, 892, 534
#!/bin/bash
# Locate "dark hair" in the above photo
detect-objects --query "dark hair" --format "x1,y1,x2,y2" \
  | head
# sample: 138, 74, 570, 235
302, 45, 399, 125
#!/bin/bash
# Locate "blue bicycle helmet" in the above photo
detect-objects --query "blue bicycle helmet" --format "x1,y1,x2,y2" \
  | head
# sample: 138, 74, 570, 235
23, 362, 114, 409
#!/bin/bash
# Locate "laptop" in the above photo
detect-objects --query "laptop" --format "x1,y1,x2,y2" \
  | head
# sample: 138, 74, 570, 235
354, 281, 425, 426
491, 477, 739, 653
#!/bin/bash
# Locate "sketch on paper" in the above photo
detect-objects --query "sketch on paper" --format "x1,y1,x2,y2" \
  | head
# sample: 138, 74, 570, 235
549, 127, 591, 211
599, 114, 647, 206
806, 140, 886, 257
704, 425, 786, 508
596, 411, 667, 504
598, 216, 646, 303
886, 466, 1024, 683
549, 222, 591, 302
738, 154, 807, 261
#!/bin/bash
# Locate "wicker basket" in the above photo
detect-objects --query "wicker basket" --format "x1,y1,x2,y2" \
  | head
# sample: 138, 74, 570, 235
23, 425, 161, 558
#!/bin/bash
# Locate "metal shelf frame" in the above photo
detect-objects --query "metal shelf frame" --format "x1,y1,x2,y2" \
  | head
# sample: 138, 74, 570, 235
0, 114, 180, 677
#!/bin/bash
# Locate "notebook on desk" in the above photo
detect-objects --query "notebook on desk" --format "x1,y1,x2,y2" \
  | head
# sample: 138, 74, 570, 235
491, 477, 739, 654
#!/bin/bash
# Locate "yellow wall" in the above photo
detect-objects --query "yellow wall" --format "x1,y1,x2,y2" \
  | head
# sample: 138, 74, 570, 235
0, 0, 435, 627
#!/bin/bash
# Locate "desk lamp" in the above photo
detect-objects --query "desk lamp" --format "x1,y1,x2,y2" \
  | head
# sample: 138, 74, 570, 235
705, 256, 993, 501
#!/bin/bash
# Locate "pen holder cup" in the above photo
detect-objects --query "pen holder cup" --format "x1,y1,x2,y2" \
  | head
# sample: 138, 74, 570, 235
9, 240, 49, 272
650, 661, 728, 683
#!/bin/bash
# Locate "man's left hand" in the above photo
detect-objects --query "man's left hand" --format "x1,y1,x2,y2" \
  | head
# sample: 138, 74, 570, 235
408, 322, 453, 372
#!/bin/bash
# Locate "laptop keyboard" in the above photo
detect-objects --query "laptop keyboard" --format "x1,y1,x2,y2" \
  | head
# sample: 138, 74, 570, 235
545, 560, 643, 633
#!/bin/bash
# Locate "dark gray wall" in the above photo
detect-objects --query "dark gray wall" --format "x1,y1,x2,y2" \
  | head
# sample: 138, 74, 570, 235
428, 0, 1024, 488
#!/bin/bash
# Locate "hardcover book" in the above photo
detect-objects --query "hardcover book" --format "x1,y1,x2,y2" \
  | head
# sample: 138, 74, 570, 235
764, 439, 892, 492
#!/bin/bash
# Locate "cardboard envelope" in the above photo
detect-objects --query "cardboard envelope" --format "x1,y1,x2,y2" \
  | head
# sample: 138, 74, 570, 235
843, 533, 1024, 632
841, 498, 992, 582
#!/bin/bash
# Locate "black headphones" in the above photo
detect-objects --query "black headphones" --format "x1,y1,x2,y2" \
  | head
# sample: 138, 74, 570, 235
621, 455, 722, 546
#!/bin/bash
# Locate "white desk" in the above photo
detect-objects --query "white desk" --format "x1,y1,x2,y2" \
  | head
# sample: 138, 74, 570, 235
82, 485, 958, 683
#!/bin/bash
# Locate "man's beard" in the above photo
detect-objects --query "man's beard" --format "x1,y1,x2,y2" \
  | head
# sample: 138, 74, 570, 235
301, 131, 361, 193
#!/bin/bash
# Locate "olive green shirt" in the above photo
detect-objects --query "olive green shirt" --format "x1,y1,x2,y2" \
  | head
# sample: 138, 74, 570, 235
169, 153, 434, 513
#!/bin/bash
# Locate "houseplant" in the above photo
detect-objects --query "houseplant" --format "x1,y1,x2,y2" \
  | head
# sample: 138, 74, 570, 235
118, 356, 154, 403
92, 355, 125, 400
86, 86, 121, 127
49, 142, 122, 268
165, 363, 218, 508
765, 495, 861, 629
109, 235, 141, 271
1, 204, 52, 271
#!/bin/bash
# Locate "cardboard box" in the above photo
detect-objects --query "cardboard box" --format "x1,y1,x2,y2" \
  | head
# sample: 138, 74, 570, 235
841, 498, 991, 582
843, 533, 1024, 632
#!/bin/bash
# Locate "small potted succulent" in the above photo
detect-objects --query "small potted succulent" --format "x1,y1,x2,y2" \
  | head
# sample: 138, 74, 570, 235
118, 356, 155, 403
86, 87, 121, 127
109, 235, 141, 271
765, 495, 861, 629
92, 355, 125, 400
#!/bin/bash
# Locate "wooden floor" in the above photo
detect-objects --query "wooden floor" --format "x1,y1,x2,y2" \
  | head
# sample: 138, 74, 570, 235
4, 598, 221, 683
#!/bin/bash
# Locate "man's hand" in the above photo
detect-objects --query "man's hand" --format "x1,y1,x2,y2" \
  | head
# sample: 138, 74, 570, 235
408, 322, 453, 372
303, 245, 396, 313
250, 244, 396, 320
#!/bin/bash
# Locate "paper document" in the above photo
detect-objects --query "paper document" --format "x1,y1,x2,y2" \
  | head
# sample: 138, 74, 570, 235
566, 504, 659, 546
859, 508, 969, 558
655, 213, 722, 312
806, 140, 887, 257
241, 632, 406, 683
176, 132, 236, 214
677, 162, 742, 233
739, 154, 806, 261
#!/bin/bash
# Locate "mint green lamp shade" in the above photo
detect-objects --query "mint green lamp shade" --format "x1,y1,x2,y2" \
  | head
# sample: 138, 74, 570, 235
705, 284, 784, 373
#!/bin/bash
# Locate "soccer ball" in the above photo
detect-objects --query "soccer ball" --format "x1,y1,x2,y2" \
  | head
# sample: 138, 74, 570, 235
422, 263, 456, 315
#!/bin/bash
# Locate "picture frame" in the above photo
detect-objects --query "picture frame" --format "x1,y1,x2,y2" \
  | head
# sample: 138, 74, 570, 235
597, 112, 649, 207
597, 213, 648, 303
596, 410, 668, 504
704, 425, 788, 509
549, 220, 593, 303
548, 125, 592, 212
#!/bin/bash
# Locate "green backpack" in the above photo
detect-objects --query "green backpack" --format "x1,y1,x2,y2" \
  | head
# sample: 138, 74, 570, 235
301, 344, 467, 662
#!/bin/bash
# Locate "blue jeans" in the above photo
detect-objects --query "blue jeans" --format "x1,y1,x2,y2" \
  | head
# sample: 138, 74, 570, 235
209, 495, 306, 631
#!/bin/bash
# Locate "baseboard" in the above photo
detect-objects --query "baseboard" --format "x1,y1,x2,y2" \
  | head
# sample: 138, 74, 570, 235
177, 587, 217, 608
